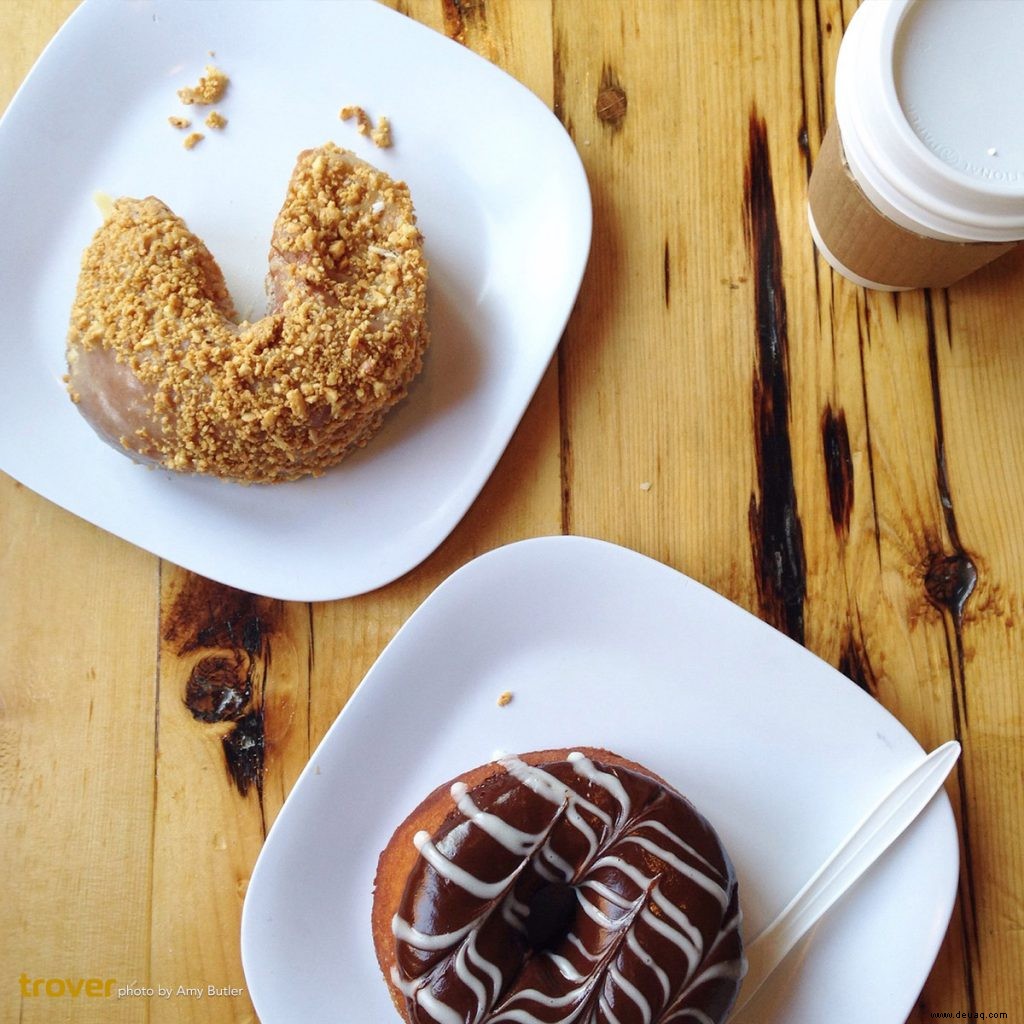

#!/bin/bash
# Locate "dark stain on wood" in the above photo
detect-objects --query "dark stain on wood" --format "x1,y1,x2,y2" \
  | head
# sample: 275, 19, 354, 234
797, 1, 828, 182
837, 631, 876, 695
163, 575, 282, 820
441, 0, 466, 42
745, 111, 807, 645
552, 25, 568, 128
854, 309, 883, 562
163, 579, 280, 658
822, 404, 854, 535
552, 29, 569, 124
441, 0, 490, 49
222, 709, 265, 800
923, 293, 978, 709
663, 240, 671, 307
923, 292, 980, 1011
557, 339, 574, 537
596, 66, 627, 129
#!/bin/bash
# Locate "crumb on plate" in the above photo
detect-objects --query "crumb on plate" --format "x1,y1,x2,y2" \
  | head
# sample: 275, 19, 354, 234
168, 115, 191, 129
205, 110, 227, 130
340, 104, 372, 136
183, 131, 205, 150
340, 105, 393, 149
178, 65, 229, 105
371, 115, 392, 149
497, 690, 514, 707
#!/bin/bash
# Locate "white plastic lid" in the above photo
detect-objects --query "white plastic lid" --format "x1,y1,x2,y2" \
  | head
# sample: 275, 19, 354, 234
836, 0, 1024, 242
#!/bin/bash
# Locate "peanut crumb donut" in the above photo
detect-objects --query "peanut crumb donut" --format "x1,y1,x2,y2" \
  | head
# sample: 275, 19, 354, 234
66, 143, 429, 483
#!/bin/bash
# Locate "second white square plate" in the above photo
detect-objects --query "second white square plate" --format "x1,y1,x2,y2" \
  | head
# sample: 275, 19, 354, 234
241, 536, 959, 1024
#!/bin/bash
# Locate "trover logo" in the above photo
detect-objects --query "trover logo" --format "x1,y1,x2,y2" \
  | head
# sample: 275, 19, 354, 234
18, 975, 116, 998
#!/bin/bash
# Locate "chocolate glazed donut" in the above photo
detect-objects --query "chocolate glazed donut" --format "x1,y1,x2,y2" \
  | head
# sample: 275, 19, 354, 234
372, 748, 745, 1024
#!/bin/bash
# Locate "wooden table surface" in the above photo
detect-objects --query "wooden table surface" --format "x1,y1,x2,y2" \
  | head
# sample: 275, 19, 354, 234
3, 1, 1022, 1022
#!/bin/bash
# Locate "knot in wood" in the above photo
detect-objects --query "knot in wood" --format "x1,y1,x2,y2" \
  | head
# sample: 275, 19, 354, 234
924, 552, 978, 620
596, 84, 628, 126
185, 651, 252, 722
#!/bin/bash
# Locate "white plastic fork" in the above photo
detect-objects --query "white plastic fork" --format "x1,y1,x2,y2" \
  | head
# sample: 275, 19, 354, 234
730, 740, 962, 1017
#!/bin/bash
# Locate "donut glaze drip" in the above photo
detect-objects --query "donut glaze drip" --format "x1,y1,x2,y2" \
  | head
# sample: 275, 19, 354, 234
387, 752, 745, 1024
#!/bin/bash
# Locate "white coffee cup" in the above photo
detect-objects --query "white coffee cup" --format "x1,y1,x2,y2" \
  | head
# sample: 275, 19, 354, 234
808, 0, 1024, 291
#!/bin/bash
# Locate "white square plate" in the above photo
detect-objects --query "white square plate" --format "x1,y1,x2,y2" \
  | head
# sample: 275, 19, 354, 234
0, 0, 590, 600
241, 536, 959, 1023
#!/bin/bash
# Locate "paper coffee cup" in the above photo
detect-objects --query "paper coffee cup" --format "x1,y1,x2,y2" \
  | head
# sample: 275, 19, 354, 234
808, 0, 1024, 291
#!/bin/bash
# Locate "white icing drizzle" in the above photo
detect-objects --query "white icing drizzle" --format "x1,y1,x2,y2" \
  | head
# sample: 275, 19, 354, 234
579, 877, 637, 911
500, 755, 613, 865
545, 950, 586, 982
390, 964, 416, 996
666, 954, 747, 1018
651, 887, 706, 959
575, 887, 617, 929
541, 844, 576, 881
634, 818, 722, 877
639, 907, 700, 976
566, 930, 598, 961
452, 781, 549, 856
468, 933, 506, 995
567, 752, 632, 822
663, 912, 746, 1021
392, 913, 481, 950
588, 853, 655, 893
626, 928, 671, 1004
618, 834, 729, 908
414, 830, 525, 900
498, 981, 595, 1011
501, 892, 530, 933
490, 1003, 590, 1024
416, 985, 465, 1024
665, 1011, 716, 1024
609, 964, 653, 1024
599, 992, 626, 1024
455, 938, 490, 1022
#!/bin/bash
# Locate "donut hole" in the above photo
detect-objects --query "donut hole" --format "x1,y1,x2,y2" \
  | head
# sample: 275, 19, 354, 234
524, 881, 577, 951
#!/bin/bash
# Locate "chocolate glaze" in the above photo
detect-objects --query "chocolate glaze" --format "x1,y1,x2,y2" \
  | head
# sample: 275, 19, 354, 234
392, 754, 744, 1023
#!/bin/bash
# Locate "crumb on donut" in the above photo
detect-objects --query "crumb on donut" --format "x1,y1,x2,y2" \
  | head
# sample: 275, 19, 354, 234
204, 110, 227, 130
178, 65, 229, 105
182, 132, 205, 150
168, 115, 191, 130
497, 690, 513, 707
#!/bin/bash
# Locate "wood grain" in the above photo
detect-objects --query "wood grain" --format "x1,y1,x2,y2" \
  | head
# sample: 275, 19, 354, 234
2, 1, 1022, 1022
